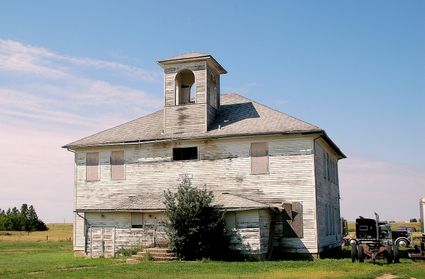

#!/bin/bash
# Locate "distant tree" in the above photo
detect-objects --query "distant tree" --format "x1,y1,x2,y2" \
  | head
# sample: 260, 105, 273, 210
10, 207, 23, 231
0, 209, 5, 230
163, 177, 227, 260
0, 204, 47, 232
20, 204, 31, 232
410, 218, 418, 223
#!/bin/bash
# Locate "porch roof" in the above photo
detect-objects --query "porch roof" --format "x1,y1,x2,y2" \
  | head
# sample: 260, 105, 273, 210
75, 192, 272, 213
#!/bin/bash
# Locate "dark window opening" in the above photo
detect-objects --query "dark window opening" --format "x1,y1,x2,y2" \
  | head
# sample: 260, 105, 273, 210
173, 147, 198, 161
175, 69, 196, 105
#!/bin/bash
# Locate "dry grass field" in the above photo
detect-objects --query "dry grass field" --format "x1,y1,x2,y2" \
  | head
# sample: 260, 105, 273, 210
0, 223, 72, 242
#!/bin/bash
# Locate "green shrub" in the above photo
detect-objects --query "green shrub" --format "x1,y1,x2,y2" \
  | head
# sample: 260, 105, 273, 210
164, 176, 228, 260
143, 251, 153, 261
116, 245, 141, 257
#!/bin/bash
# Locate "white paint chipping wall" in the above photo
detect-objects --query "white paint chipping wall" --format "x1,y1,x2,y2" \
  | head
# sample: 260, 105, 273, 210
314, 138, 342, 252
73, 134, 322, 254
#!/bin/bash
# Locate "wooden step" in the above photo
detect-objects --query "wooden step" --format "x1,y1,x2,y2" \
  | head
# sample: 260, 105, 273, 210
135, 252, 175, 258
139, 248, 171, 253
127, 248, 177, 263
153, 256, 177, 261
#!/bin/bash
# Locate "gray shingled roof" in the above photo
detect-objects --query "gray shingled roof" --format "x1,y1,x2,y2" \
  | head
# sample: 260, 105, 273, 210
64, 93, 344, 155
76, 192, 271, 212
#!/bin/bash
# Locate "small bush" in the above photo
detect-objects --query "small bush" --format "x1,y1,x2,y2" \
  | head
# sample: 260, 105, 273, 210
116, 245, 141, 257
143, 251, 153, 261
164, 176, 228, 260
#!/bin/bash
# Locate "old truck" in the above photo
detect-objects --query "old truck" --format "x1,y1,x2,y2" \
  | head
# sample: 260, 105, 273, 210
349, 213, 399, 263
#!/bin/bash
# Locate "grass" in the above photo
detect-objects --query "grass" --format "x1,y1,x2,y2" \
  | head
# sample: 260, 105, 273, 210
0, 224, 424, 278
0, 242, 425, 278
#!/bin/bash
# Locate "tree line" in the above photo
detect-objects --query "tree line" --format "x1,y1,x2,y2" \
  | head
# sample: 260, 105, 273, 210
0, 204, 47, 231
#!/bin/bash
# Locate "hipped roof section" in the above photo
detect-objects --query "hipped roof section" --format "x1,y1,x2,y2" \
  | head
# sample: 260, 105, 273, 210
63, 93, 345, 158
75, 192, 271, 212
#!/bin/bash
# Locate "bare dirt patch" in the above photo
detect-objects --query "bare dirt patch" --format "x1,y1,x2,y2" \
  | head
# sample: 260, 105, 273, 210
375, 274, 397, 279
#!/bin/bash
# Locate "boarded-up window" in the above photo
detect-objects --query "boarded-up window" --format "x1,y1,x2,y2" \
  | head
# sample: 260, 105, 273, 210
225, 212, 236, 230
235, 210, 259, 228
250, 142, 269, 174
86, 152, 99, 181
111, 151, 125, 180
282, 202, 303, 238
131, 213, 143, 228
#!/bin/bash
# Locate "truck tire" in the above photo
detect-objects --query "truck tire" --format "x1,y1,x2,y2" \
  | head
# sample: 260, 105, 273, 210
357, 245, 364, 263
396, 238, 408, 248
393, 245, 399, 263
385, 245, 393, 264
351, 244, 357, 263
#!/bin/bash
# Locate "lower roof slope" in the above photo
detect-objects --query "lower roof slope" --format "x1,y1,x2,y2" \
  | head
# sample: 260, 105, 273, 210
76, 192, 271, 212
64, 93, 344, 158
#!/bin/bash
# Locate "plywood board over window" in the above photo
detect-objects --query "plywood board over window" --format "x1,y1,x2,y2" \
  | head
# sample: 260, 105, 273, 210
282, 202, 303, 238
86, 152, 99, 181
250, 142, 269, 174
131, 213, 143, 228
111, 151, 125, 180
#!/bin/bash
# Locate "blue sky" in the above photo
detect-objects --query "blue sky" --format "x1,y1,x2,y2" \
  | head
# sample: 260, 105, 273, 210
0, 1, 424, 222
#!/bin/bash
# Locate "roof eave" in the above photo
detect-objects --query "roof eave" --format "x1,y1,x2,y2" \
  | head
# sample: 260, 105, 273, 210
319, 131, 347, 159
157, 55, 227, 74
63, 130, 325, 150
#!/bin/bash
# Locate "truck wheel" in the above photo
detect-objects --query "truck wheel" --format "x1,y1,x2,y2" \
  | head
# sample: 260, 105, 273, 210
385, 245, 393, 264
357, 245, 364, 263
351, 244, 357, 262
393, 245, 399, 263
396, 238, 408, 248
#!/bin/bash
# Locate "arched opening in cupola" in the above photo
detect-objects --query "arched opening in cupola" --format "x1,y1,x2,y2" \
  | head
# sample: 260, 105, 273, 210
175, 69, 196, 105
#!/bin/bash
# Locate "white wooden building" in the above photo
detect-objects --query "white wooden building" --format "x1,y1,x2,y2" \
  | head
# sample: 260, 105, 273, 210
63, 53, 345, 259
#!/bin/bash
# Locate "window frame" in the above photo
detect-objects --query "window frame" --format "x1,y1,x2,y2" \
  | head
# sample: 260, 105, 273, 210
110, 150, 125, 180
250, 142, 269, 175
172, 146, 199, 161
86, 152, 100, 182
131, 212, 144, 229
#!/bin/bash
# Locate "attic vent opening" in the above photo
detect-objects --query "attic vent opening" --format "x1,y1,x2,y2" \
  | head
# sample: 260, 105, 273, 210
175, 69, 196, 105
173, 147, 198, 161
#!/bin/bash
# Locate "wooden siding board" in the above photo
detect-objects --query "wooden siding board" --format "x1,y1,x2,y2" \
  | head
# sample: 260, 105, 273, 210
75, 135, 318, 253
164, 104, 207, 134
314, 139, 342, 251
74, 213, 85, 251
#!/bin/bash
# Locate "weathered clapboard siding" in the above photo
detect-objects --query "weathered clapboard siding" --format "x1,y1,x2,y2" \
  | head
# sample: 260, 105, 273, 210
259, 210, 271, 255
74, 134, 319, 254
162, 60, 222, 135
84, 212, 168, 257
314, 138, 342, 251
86, 212, 131, 228
206, 64, 220, 110
164, 104, 207, 134
163, 61, 208, 134
207, 104, 217, 128
225, 209, 270, 258
74, 213, 85, 252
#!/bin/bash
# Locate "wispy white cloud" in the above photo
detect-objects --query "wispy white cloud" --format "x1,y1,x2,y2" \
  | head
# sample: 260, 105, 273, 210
0, 40, 163, 222
339, 156, 425, 221
0, 39, 162, 131
0, 40, 159, 81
